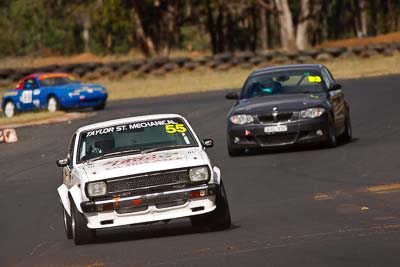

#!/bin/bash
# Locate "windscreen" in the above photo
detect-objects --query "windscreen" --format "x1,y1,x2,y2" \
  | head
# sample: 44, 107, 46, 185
39, 75, 79, 87
77, 118, 197, 163
241, 70, 326, 99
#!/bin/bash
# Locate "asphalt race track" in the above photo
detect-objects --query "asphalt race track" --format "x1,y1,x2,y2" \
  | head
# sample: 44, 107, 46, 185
1, 75, 400, 267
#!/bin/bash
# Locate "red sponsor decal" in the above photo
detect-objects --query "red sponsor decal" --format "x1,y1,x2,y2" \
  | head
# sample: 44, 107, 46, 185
103, 152, 183, 170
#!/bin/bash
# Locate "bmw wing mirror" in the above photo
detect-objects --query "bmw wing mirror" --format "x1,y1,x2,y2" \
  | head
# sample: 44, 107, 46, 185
201, 139, 214, 149
329, 83, 342, 91
56, 158, 70, 167
225, 92, 239, 100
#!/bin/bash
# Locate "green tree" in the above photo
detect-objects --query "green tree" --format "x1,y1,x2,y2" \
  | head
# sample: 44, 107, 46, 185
91, 0, 133, 54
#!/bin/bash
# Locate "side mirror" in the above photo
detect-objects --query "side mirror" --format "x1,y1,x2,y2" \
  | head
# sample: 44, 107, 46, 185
201, 138, 214, 148
56, 158, 70, 167
225, 92, 239, 100
329, 83, 342, 91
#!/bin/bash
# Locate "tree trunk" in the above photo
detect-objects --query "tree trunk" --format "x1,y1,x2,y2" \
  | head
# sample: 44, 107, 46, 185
295, 0, 311, 50
206, 0, 218, 54
157, 0, 178, 57
359, 0, 368, 36
321, 0, 328, 42
332, 0, 343, 39
274, 0, 295, 50
370, 0, 378, 35
82, 13, 91, 53
351, 0, 363, 38
131, 0, 156, 57
226, 12, 235, 52
216, 6, 224, 53
251, 5, 258, 51
259, 3, 268, 50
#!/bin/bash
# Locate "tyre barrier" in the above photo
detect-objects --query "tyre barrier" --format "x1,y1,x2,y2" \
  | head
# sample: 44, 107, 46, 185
73, 67, 89, 77
163, 62, 179, 72
315, 53, 333, 61
103, 61, 122, 71
99, 66, 114, 76
281, 51, 300, 60
0, 42, 398, 84
183, 62, 198, 71
257, 50, 279, 61
324, 47, 346, 57
301, 48, 320, 58
236, 51, 255, 62
193, 57, 208, 65
171, 57, 191, 67
214, 53, 233, 63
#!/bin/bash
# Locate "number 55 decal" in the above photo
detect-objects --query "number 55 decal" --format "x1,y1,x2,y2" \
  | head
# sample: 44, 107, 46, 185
165, 124, 187, 134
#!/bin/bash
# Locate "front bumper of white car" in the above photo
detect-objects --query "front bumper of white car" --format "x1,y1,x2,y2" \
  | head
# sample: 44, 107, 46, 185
81, 184, 218, 229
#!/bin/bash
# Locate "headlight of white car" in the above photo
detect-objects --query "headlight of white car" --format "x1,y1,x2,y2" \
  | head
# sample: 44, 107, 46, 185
230, 114, 254, 124
189, 166, 209, 182
87, 182, 107, 197
300, 108, 325, 119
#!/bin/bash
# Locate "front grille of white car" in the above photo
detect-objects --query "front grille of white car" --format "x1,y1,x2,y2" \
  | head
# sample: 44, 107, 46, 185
106, 169, 190, 194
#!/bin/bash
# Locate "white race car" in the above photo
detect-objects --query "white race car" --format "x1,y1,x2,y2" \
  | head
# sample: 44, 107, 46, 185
57, 114, 231, 245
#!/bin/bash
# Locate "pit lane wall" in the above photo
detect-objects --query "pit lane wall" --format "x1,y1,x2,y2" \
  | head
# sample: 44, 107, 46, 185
0, 43, 399, 86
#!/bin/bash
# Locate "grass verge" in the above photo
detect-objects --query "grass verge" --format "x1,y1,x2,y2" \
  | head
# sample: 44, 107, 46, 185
0, 111, 65, 127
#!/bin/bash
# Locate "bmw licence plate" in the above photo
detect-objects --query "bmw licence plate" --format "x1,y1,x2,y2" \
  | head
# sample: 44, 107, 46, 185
264, 125, 288, 133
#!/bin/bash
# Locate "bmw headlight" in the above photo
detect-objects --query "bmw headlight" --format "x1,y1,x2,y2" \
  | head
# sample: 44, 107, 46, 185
189, 166, 209, 182
229, 114, 254, 124
87, 182, 107, 197
300, 108, 325, 119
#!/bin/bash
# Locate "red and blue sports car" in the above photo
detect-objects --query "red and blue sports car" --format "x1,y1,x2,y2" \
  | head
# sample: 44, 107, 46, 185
2, 73, 108, 118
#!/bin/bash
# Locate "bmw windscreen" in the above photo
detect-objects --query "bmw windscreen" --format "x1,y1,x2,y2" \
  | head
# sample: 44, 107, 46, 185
241, 70, 327, 99
77, 118, 198, 163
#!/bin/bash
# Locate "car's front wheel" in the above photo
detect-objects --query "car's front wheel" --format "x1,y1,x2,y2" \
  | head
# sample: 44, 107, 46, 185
71, 202, 95, 245
190, 182, 232, 231
207, 181, 232, 231
62, 205, 72, 239
326, 117, 337, 148
4, 101, 16, 118
47, 96, 60, 113
341, 112, 352, 143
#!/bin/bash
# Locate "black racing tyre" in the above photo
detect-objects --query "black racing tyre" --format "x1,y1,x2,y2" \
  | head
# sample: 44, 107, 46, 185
184, 62, 199, 71
71, 202, 95, 245
47, 96, 60, 113
190, 213, 209, 228
206, 182, 231, 231
3, 101, 16, 118
326, 117, 337, 148
341, 113, 353, 143
190, 182, 232, 231
62, 204, 73, 239
93, 102, 106, 111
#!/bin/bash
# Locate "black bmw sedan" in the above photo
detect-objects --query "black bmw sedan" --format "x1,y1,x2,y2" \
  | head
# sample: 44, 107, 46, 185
225, 64, 352, 156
